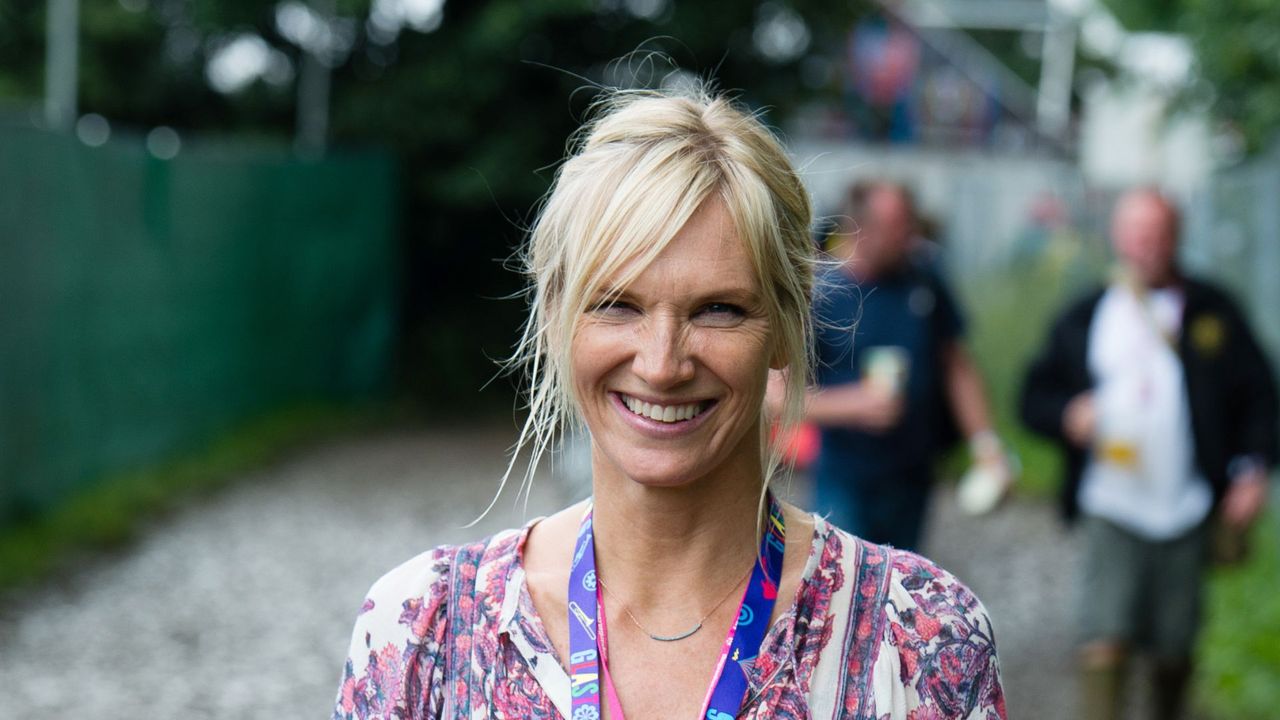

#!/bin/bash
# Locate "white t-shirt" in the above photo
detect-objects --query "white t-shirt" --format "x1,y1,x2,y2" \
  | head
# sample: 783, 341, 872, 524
1078, 284, 1212, 540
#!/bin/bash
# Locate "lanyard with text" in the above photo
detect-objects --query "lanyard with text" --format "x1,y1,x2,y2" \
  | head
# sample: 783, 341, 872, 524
567, 494, 786, 720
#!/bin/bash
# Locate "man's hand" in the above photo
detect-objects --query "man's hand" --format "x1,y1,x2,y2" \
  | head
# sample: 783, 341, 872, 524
1062, 392, 1096, 449
1222, 468, 1269, 530
957, 431, 1016, 515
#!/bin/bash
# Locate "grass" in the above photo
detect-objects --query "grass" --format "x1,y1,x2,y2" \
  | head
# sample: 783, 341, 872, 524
1196, 511, 1280, 719
0, 402, 396, 590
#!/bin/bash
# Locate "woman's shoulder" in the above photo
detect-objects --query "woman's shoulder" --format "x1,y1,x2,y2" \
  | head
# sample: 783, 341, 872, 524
804, 525, 1004, 713
358, 526, 528, 627
361, 545, 455, 614
868, 541, 1005, 718
349, 528, 531, 659
790, 524, 1002, 718
814, 523, 994, 628
334, 527, 530, 720
883, 546, 992, 622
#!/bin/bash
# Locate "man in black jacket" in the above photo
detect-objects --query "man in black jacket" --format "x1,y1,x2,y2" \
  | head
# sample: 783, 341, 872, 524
1020, 188, 1277, 720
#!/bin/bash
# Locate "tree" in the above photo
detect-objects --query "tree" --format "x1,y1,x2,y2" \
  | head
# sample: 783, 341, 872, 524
1101, 0, 1280, 152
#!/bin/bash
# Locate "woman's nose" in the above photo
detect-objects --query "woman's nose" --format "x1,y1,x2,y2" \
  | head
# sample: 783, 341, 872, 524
632, 316, 695, 389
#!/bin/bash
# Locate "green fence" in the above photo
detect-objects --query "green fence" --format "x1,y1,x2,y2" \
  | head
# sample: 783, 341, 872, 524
0, 126, 398, 526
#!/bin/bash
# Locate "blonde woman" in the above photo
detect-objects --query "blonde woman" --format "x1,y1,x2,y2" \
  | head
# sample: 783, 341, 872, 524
334, 85, 1006, 719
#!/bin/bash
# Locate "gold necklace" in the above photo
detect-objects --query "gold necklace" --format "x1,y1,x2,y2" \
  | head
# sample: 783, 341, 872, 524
596, 561, 757, 642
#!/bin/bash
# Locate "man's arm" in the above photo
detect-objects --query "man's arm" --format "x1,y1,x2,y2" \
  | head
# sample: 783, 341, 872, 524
765, 368, 903, 434
1220, 301, 1279, 529
804, 381, 904, 434
940, 341, 998, 452
1227, 305, 1280, 469
1020, 310, 1086, 442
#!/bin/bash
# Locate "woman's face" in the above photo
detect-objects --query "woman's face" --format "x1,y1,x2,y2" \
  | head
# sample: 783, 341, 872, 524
571, 196, 776, 489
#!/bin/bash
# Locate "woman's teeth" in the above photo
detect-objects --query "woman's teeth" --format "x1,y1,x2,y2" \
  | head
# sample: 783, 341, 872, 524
622, 395, 704, 423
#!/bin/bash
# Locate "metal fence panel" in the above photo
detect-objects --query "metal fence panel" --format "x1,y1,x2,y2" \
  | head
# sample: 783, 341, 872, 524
1185, 158, 1280, 372
0, 127, 398, 525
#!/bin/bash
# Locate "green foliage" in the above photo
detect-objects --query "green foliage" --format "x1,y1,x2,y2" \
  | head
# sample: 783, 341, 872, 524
0, 403, 394, 589
1101, 0, 1280, 152
1178, 0, 1280, 152
1196, 511, 1280, 719
0, 1, 45, 100
1099, 0, 1183, 32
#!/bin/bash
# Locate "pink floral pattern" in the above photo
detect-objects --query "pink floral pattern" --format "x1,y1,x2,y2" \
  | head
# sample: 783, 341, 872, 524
334, 518, 1005, 719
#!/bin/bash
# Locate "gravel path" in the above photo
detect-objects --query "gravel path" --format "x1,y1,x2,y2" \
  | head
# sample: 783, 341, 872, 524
0, 425, 1080, 719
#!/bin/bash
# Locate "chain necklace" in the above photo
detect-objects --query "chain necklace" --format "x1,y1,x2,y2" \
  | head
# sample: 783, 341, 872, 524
595, 560, 758, 642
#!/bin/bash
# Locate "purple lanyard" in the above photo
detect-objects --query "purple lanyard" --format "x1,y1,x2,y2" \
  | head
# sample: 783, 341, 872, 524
567, 494, 785, 720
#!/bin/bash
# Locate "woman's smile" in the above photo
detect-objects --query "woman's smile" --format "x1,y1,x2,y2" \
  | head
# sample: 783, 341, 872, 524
618, 393, 710, 423
611, 391, 719, 436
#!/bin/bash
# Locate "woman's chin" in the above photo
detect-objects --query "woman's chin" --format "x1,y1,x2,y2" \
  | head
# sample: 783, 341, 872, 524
615, 468, 702, 491
595, 453, 709, 491
590, 432, 761, 494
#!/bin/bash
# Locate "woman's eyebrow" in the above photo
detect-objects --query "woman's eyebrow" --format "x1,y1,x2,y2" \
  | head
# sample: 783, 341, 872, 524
590, 278, 762, 306
590, 285, 631, 302
692, 285, 762, 303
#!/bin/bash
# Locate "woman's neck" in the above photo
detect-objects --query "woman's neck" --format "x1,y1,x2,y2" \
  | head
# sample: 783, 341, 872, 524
588, 452, 766, 611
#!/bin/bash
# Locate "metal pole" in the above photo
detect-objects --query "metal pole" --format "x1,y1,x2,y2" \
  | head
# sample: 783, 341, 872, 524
1036, 10, 1077, 142
44, 0, 79, 131
295, 0, 333, 156
1252, 162, 1280, 361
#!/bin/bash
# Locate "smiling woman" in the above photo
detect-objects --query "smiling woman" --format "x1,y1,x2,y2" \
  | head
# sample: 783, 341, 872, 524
570, 196, 780, 490
334, 82, 1007, 720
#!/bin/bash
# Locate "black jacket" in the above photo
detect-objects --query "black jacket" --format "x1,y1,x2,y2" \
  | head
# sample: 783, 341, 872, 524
1020, 277, 1279, 522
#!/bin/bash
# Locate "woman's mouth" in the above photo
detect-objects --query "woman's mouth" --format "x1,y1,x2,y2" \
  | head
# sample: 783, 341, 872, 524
619, 394, 712, 424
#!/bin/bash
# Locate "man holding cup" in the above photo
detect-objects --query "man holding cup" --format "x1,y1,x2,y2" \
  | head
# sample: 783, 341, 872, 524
799, 181, 1010, 551
1020, 188, 1278, 719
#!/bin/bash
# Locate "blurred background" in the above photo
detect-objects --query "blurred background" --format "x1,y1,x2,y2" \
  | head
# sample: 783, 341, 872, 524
1, 0, 1278, 717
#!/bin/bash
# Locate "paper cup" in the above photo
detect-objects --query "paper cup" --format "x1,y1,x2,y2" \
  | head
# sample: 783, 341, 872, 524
863, 346, 909, 396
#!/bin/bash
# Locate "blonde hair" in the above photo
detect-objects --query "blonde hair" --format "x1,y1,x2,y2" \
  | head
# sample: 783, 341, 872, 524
499, 83, 815, 511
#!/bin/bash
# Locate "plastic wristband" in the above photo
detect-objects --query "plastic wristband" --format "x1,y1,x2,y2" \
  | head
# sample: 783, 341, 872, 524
969, 430, 1003, 460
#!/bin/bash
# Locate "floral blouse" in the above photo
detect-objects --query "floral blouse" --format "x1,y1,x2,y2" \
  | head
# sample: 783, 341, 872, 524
334, 516, 1006, 720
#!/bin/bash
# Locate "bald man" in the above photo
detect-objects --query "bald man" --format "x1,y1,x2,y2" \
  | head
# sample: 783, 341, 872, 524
1020, 189, 1278, 720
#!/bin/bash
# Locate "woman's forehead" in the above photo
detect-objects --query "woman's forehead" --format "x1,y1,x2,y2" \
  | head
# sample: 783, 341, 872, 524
595, 201, 761, 298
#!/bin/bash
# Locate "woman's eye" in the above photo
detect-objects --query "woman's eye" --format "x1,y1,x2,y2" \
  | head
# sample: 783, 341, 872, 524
588, 299, 638, 318
696, 303, 747, 325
